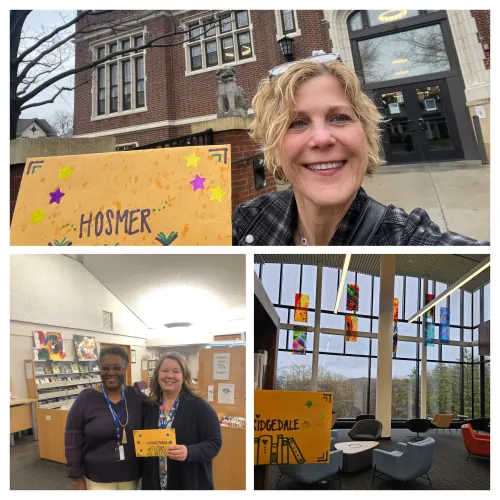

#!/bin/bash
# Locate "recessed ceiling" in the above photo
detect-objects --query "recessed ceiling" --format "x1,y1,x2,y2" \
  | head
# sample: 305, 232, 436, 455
78, 254, 246, 328
255, 254, 490, 293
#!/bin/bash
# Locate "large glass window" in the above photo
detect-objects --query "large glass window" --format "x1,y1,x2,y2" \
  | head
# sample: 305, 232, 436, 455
358, 24, 451, 84
185, 11, 253, 73
427, 362, 461, 416
93, 32, 145, 117
392, 359, 418, 419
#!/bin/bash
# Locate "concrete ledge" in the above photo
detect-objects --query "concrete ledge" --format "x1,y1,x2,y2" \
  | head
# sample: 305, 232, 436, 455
10, 137, 117, 164
191, 116, 252, 134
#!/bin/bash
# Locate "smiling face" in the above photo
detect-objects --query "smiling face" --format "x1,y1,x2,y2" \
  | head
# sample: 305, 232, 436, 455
279, 74, 369, 209
100, 354, 127, 391
158, 357, 184, 397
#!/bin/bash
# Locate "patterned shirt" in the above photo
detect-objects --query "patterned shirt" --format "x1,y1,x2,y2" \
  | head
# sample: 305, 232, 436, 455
232, 187, 489, 246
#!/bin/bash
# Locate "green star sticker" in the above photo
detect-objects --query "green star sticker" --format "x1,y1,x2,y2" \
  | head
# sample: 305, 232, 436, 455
320, 412, 325, 419
305, 400, 313, 408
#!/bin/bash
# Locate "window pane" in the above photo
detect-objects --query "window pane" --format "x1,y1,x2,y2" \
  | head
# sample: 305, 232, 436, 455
321, 267, 338, 311
349, 12, 363, 31
122, 61, 131, 111
238, 32, 252, 59
345, 335, 370, 356
189, 23, 202, 40
319, 333, 344, 353
236, 11, 249, 29
357, 273, 372, 315
134, 35, 143, 47
281, 10, 295, 33
427, 362, 461, 416
398, 320, 417, 337
122, 40, 130, 51
276, 351, 312, 392
369, 357, 377, 414
450, 288, 460, 326
135, 57, 144, 108
109, 43, 117, 60
483, 283, 490, 322
392, 359, 417, 419
97, 46, 105, 59
220, 15, 232, 33
190, 45, 202, 70
339, 271, 356, 313
394, 339, 416, 358
484, 362, 490, 417
281, 264, 300, 307
473, 290, 480, 326
463, 292, 472, 327
442, 344, 460, 362
358, 24, 451, 84
366, 10, 421, 27
109, 64, 118, 112
319, 354, 369, 417
205, 21, 216, 37
261, 264, 280, 304
394, 275, 403, 319
221, 36, 235, 63
301, 265, 317, 307
136, 57, 144, 79
320, 312, 345, 331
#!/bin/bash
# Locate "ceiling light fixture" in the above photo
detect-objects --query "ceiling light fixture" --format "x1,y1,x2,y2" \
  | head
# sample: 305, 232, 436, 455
334, 254, 352, 313
408, 256, 490, 323
164, 322, 193, 328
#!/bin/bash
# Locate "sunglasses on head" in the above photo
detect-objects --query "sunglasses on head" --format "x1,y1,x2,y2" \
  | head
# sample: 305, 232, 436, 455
268, 52, 342, 78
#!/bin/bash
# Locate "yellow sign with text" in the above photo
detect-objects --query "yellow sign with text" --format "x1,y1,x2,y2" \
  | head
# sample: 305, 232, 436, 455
10, 145, 232, 246
254, 390, 333, 465
133, 429, 176, 457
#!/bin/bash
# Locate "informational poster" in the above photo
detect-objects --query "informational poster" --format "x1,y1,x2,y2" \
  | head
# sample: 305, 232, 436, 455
218, 383, 235, 405
213, 353, 231, 380
254, 390, 333, 465
475, 105, 486, 119
10, 145, 232, 246
133, 429, 176, 457
25, 362, 33, 380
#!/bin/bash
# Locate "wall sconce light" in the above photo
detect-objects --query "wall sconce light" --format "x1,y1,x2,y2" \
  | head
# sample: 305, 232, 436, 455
278, 35, 294, 62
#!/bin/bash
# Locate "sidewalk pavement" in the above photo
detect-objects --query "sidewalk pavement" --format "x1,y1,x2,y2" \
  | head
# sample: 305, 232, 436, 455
362, 160, 490, 242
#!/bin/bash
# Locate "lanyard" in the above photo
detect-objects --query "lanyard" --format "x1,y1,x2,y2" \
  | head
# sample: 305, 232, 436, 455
159, 394, 180, 429
102, 384, 125, 442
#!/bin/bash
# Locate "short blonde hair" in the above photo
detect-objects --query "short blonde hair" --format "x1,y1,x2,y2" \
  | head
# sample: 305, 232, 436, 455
147, 352, 200, 404
249, 60, 384, 181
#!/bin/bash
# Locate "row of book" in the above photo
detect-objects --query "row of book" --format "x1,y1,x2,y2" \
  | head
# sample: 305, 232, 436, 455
219, 416, 246, 428
37, 374, 101, 384
35, 362, 99, 375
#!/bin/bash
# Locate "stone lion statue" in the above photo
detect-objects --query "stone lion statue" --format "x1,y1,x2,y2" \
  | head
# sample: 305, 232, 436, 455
216, 67, 248, 118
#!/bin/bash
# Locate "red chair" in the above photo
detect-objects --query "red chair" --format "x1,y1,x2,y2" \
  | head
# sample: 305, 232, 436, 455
461, 423, 490, 460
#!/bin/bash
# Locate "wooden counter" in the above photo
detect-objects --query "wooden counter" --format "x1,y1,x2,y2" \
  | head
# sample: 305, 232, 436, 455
36, 407, 69, 463
10, 398, 38, 446
213, 426, 246, 490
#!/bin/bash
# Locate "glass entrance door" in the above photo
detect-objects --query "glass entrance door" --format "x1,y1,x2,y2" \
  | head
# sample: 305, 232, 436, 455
374, 80, 463, 163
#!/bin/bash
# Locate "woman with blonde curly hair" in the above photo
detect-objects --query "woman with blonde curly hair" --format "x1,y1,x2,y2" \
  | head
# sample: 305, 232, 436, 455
232, 54, 486, 246
141, 352, 222, 490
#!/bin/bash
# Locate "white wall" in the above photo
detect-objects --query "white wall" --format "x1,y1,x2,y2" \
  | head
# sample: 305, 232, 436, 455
10, 255, 150, 398
147, 345, 201, 380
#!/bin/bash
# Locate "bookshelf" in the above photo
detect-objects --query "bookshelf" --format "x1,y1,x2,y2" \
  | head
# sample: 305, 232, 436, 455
25, 359, 101, 410
253, 272, 280, 490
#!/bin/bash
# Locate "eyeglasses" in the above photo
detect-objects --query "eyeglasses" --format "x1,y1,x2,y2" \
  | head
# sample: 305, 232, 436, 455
268, 53, 342, 78
101, 364, 126, 373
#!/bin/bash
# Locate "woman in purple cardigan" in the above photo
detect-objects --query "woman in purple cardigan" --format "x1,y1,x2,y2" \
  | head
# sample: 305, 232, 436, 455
64, 346, 146, 490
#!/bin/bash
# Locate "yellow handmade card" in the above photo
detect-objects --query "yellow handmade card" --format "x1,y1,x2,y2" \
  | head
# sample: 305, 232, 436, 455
10, 145, 232, 246
254, 390, 333, 465
133, 429, 176, 457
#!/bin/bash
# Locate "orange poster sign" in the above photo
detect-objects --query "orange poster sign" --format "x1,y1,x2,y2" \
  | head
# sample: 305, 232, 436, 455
254, 390, 333, 465
133, 429, 176, 457
10, 145, 231, 246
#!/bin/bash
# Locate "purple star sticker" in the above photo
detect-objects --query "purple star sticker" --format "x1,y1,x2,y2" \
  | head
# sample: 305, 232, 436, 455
49, 187, 65, 204
190, 174, 206, 192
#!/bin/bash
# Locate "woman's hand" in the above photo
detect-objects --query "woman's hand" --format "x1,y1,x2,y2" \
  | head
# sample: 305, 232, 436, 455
72, 478, 87, 490
166, 444, 188, 462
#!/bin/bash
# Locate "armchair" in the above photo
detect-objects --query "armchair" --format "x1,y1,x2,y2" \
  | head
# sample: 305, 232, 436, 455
428, 414, 454, 435
372, 437, 435, 487
461, 423, 490, 460
348, 419, 382, 441
276, 437, 343, 488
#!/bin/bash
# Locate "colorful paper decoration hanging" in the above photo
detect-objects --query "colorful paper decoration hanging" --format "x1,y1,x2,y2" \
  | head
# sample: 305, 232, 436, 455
294, 293, 309, 322
439, 307, 450, 344
345, 315, 358, 342
393, 298, 399, 352
424, 293, 435, 346
346, 284, 359, 312
292, 327, 307, 355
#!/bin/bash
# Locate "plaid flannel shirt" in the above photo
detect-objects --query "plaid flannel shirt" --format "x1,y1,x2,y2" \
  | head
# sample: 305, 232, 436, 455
232, 187, 489, 246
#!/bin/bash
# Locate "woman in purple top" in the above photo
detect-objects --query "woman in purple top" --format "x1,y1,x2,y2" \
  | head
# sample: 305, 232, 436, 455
64, 346, 146, 490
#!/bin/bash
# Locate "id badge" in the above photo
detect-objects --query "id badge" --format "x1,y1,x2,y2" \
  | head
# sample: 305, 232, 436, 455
115, 445, 125, 461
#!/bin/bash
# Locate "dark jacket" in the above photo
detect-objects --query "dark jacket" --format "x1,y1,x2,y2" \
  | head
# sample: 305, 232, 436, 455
232, 187, 488, 246
141, 393, 222, 490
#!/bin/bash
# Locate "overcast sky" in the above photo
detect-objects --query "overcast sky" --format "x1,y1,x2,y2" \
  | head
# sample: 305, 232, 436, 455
19, 10, 76, 123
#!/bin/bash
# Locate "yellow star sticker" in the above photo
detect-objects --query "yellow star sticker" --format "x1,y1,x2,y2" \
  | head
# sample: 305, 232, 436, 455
185, 152, 200, 168
31, 208, 47, 224
58, 166, 74, 180
210, 185, 226, 202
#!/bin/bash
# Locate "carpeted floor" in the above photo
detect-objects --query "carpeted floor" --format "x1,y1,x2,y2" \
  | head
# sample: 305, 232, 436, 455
268, 429, 490, 490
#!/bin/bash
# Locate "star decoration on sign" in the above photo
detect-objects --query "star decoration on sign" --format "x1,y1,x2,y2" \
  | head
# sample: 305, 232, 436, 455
305, 400, 313, 408
190, 174, 206, 191
185, 152, 200, 168
31, 208, 47, 224
49, 187, 65, 204
320, 412, 325, 420
210, 185, 226, 202
58, 166, 73, 180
